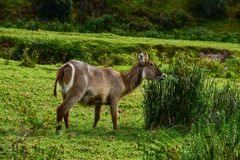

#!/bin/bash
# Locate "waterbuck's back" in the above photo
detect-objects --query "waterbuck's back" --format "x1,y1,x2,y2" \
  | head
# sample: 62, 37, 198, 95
69, 60, 126, 105
55, 52, 164, 131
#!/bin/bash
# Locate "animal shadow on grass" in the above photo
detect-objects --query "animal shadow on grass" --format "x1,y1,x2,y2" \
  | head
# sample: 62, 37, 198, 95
62, 123, 148, 143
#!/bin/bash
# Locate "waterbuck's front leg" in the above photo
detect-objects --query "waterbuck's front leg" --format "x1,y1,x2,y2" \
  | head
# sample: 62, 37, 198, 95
110, 99, 118, 130
93, 104, 102, 128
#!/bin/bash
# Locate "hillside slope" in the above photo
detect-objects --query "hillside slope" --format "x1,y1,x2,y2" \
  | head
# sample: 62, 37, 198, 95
0, 0, 239, 39
1, 28, 240, 78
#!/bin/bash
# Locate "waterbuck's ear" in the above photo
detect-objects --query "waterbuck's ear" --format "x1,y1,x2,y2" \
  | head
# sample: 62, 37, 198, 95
145, 53, 149, 61
138, 52, 149, 64
138, 52, 145, 64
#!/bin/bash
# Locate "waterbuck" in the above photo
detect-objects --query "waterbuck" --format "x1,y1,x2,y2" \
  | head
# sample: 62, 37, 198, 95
54, 52, 165, 132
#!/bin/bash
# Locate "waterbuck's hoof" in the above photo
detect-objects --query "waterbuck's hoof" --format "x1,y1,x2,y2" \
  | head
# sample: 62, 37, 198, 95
56, 125, 62, 134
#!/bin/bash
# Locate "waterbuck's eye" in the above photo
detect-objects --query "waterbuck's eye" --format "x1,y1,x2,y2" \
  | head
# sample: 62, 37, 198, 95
150, 62, 154, 66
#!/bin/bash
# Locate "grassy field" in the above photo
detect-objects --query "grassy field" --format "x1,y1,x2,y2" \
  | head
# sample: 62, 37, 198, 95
0, 59, 184, 159
1, 27, 240, 53
0, 28, 239, 159
1, 28, 240, 76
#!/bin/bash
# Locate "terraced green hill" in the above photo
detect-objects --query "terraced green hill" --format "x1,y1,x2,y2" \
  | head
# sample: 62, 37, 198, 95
1, 28, 240, 78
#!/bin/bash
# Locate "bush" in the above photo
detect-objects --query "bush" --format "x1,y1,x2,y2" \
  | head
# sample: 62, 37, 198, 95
10, 39, 89, 64
141, 59, 240, 159
1, 20, 240, 43
181, 118, 240, 159
159, 11, 192, 29
86, 14, 116, 32
1, 33, 139, 65
112, 27, 240, 43
142, 59, 207, 129
1, 20, 85, 32
188, 0, 228, 20
20, 48, 39, 68
181, 83, 240, 159
33, 0, 73, 21
127, 19, 155, 32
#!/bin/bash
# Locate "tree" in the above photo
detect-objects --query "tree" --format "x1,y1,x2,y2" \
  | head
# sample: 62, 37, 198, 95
34, 0, 72, 21
188, 0, 228, 20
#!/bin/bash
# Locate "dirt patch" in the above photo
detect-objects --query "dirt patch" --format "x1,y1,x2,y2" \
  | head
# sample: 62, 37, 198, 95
199, 50, 230, 62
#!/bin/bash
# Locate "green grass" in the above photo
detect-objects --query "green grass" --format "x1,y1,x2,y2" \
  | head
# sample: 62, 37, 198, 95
1, 27, 240, 53
0, 59, 183, 159
1, 27, 240, 69
0, 28, 240, 159
0, 58, 239, 159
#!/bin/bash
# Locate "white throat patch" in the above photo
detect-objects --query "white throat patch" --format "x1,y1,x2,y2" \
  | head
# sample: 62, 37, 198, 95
142, 68, 146, 79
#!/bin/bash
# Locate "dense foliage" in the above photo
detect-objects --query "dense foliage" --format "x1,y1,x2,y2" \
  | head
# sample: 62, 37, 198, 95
1, 28, 240, 79
142, 59, 240, 159
188, 0, 228, 19
143, 59, 207, 129
34, 0, 73, 21
180, 83, 240, 159
0, 0, 240, 42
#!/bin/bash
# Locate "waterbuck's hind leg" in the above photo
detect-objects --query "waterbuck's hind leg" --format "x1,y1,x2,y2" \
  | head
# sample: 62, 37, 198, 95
56, 102, 65, 132
110, 99, 118, 130
56, 101, 70, 132
62, 93, 70, 129
56, 94, 80, 132
93, 104, 102, 128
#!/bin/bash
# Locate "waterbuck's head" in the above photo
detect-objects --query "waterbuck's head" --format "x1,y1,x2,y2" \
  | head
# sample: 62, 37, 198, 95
138, 52, 165, 80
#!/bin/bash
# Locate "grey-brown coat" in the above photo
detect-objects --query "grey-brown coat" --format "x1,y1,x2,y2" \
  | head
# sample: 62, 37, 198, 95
54, 52, 165, 131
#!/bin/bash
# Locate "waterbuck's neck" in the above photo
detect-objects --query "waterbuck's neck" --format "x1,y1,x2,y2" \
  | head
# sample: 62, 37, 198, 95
121, 64, 144, 95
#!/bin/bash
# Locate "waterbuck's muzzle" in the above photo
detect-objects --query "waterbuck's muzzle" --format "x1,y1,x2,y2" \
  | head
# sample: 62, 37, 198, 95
157, 73, 166, 80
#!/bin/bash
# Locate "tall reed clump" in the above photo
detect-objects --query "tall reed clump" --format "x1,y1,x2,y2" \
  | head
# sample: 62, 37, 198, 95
142, 58, 207, 129
181, 82, 240, 159
142, 58, 240, 159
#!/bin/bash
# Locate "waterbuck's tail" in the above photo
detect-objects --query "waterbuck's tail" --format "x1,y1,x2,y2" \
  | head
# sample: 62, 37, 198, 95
53, 65, 66, 97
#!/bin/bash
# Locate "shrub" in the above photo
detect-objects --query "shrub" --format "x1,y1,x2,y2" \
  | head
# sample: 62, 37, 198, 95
225, 56, 240, 76
127, 19, 155, 32
209, 83, 240, 124
86, 14, 116, 32
10, 39, 89, 64
111, 27, 240, 43
159, 11, 192, 29
181, 82, 240, 159
198, 59, 225, 77
187, 0, 228, 20
33, 0, 73, 21
111, 53, 134, 65
20, 48, 39, 68
1, 33, 143, 65
142, 60, 240, 159
181, 118, 240, 159
142, 58, 207, 129
1, 48, 13, 65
